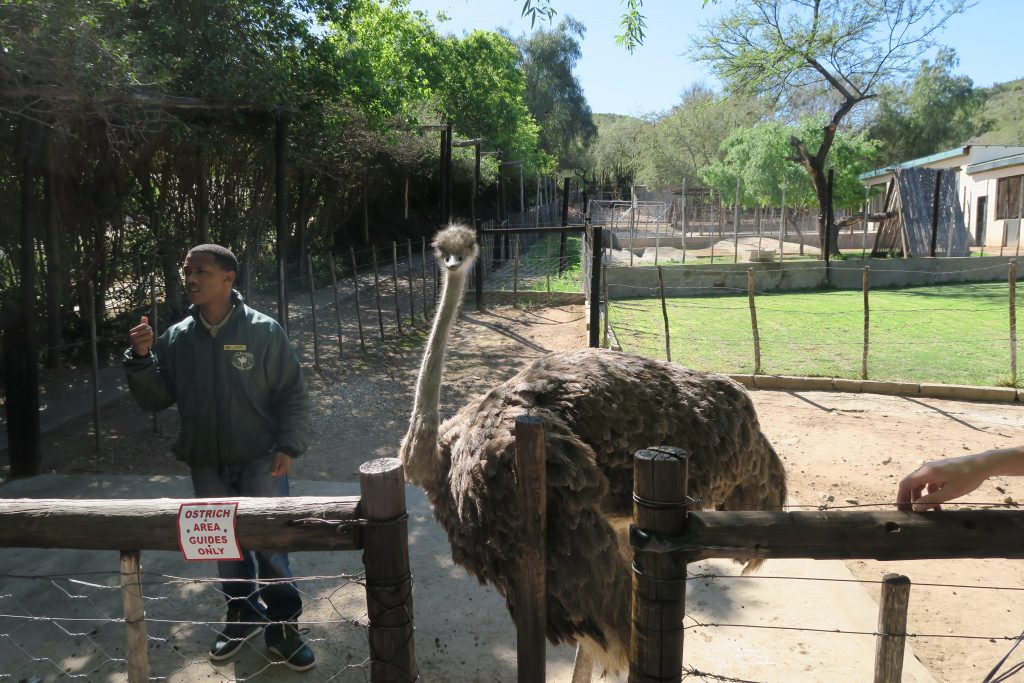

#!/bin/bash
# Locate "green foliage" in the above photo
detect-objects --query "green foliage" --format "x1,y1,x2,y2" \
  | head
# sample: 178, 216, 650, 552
330, 0, 445, 128
971, 78, 1024, 146
701, 118, 878, 208
438, 30, 549, 172
587, 113, 650, 190
869, 48, 986, 165
504, 17, 597, 174
638, 84, 765, 190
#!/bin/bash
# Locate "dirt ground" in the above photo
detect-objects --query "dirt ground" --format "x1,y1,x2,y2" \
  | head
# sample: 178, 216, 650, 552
16, 302, 1024, 682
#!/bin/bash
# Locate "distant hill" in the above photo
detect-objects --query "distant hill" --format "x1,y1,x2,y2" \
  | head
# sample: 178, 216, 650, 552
970, 77, 1024, 145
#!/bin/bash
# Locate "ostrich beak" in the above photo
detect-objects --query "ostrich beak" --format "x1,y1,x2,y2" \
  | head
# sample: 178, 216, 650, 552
443, 254, 464, 270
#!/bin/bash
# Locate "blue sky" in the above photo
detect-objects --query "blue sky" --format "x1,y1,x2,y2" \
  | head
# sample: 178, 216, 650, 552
407, 0, 1024, 116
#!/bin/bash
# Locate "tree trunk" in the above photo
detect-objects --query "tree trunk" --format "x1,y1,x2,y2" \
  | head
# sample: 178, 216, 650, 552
790, 134, 840, 258
42, 128, 63, 369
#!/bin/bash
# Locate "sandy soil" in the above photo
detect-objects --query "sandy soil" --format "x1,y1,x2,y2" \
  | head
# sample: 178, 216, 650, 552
18, 302, 1024, 683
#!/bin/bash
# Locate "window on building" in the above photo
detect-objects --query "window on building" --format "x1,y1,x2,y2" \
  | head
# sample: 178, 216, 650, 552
997, 175, 1023, 220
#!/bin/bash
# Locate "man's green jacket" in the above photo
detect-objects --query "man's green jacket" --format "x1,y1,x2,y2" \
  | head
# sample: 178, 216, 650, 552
124, 292, 309, 467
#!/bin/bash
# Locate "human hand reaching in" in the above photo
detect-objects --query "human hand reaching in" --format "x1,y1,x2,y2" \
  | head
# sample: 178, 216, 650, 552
896, 447, 1024, 511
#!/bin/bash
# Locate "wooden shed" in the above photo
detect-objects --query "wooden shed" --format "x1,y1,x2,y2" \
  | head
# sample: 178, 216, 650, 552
872, 167, 972, 257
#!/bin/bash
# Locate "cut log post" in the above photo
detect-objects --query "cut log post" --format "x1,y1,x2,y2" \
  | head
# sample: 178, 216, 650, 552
630, 447, 689, 683
121, 550, 149, 683
873, 574, 911, 683
513, 416, 547, 683
359, 458, 418, 682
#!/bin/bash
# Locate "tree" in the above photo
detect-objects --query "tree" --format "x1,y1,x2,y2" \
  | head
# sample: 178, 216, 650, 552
868, 48, 985, 166
437, 29, 548, 171
504, 17, 597, 174
691, 0, 970, 253
701, 118, 879, 211
587, 113, 649, 193
639, 84, 764, 190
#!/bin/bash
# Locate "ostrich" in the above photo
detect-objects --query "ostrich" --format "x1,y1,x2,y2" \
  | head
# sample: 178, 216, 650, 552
400, 224, 786, 677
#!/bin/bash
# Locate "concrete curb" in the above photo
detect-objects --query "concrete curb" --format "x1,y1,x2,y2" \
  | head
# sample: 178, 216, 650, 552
727, 373, 1021, 403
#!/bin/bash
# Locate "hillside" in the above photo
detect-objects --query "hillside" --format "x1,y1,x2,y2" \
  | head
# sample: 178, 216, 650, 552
970, 77, 1024, 145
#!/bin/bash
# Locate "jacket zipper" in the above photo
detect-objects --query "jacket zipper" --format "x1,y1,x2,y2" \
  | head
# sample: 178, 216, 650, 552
212, 328, 221, 464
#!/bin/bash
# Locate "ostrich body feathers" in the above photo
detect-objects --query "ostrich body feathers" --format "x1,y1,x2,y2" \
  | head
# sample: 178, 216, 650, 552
415, 347, 785, 671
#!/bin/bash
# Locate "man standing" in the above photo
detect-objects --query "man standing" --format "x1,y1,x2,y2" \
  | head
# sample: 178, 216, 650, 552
124, 244, 315, 671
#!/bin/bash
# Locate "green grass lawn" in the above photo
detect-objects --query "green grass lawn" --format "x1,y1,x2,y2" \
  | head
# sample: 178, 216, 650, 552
487, 234, 585, 293
610, 282, 1024, 387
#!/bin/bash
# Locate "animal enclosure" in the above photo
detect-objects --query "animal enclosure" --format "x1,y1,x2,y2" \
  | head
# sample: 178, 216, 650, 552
0, 459, 416, 682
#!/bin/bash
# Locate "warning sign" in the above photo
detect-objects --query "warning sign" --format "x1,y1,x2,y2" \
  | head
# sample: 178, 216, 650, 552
177, 501, 242, 562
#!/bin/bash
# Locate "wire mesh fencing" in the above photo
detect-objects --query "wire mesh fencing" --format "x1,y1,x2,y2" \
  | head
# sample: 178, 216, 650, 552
0, 566, 373, 681
602, 260, 1024, 388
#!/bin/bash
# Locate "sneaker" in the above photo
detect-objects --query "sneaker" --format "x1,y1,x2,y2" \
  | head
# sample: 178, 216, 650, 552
267, 623, 316, 672
209, 620, 263, 662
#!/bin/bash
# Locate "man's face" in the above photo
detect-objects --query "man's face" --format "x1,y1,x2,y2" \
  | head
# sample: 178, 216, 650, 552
182, 251, 234, 307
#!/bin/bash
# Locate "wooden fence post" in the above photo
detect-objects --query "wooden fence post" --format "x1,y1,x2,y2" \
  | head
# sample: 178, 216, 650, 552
514, 416, 547, 683
603, 259, 610, 349
589, 224, 603, 348
658, 266, 671, 362
149, 275, 159, 433
873, 573, 911, 683
513, 234, 521, 307
371, 247, 385, 341
392, 242, 403, 335
349, 247, 366, 351
120, 550, 149, 683
329, 256, 344, 359
630, 447, 689, 683
1011, 259, 1017, 386
748, 268, 760, 375
307, 255, 320, 373
87, 280, 101, 451
422, 237, 430, 318
406, 239, 417, 325
863, 266, 871, 380
359, 458, 418, 682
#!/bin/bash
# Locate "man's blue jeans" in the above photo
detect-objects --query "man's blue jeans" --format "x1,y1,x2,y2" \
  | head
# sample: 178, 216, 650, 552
190, 457, 303, 624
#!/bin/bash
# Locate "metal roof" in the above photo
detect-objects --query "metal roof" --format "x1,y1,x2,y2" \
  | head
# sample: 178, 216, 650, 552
965, 153, 1024, 175
858, 146, 968, 181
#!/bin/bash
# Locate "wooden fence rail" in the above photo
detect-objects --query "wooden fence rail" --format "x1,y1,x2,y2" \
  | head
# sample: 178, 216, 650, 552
629, 448, 1024, 683
0, 457, 416, 683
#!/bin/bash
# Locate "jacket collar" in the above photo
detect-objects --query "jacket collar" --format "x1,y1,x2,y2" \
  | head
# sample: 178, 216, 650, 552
188, 289, 245, 326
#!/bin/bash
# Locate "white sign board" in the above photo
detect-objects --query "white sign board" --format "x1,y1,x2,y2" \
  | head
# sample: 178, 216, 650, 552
177, 501, 242, 561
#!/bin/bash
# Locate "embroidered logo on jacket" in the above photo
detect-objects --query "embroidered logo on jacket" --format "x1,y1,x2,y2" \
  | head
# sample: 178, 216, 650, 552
231, 351, 255, 371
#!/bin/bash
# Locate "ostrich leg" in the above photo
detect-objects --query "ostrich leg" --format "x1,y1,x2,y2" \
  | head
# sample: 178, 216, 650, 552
571, 644, 594, 683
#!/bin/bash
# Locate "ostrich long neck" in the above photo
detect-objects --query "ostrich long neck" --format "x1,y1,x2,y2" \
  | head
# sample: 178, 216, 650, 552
404, 260, 469, 471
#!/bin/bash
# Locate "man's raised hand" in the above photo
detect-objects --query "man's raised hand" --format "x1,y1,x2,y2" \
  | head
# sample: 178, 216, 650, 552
129, 315, 154, 357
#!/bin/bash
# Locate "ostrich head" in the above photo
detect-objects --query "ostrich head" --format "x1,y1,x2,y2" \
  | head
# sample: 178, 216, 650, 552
433, 223, 479, 274
400, 223, 479, 486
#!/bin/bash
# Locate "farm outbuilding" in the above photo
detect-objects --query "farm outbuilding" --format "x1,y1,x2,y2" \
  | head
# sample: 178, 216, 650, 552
860, 144, 1024, 253
870, 167, 972, 257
